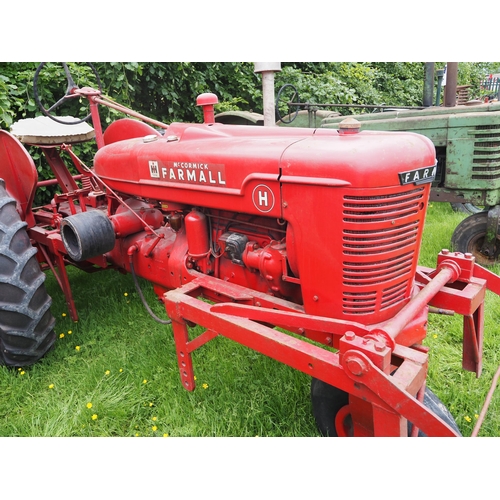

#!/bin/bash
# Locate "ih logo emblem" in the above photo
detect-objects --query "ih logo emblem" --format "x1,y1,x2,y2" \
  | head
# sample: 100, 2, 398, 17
252, 184, 275, 213
149, 161, 160, 178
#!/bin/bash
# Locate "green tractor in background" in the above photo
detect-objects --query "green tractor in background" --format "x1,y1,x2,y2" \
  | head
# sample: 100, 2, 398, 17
217, 63, 500, 266
318, 64, 500, 266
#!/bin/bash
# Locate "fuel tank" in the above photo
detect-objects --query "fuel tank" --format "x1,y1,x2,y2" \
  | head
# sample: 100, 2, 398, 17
93, 122, 436, 219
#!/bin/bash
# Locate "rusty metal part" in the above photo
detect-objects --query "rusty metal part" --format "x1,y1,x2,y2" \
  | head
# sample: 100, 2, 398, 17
444, 62, 458, 107
471, 364, 500, 437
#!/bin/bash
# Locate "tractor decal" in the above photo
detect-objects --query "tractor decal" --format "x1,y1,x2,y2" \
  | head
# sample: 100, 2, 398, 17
398, 165, 437, 186
151, 160, 226, 185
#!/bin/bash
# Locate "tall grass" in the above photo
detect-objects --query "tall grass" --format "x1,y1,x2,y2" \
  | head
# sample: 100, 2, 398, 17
420, 202, 500, 437
1, 202, 499, 437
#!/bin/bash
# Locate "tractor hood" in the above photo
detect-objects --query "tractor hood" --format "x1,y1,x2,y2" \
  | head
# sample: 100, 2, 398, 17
93, 121, 436, 218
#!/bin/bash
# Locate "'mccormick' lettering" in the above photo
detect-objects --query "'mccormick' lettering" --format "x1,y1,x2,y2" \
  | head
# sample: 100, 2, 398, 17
152, 161, 226, 186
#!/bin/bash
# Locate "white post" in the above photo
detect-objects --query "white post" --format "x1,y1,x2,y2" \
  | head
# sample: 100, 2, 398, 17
254, 63, 281, 126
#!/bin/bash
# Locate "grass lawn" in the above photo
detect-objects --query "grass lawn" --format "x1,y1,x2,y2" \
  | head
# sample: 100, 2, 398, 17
1, 201, 500, 438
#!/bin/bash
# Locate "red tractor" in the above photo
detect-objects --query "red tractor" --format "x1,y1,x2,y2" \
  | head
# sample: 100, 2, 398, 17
1, 63, 499, 436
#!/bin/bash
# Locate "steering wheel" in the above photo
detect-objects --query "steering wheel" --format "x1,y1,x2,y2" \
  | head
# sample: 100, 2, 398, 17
33, 62, 102, 125
275, 84, 300, 124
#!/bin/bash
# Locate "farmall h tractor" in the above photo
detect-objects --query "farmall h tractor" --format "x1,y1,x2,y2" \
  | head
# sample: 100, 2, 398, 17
1, 62, 500, 437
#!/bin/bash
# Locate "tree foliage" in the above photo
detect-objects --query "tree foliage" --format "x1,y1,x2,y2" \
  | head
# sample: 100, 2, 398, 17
0, 61, 496, 131
0, 61, 495, 205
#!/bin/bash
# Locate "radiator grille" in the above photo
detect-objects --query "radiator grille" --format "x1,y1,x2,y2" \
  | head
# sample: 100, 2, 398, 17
471, 124, 500, 180
342, 187, 425, 315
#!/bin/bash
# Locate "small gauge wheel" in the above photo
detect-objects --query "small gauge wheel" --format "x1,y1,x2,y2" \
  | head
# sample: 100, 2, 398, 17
310, 378, 461, 436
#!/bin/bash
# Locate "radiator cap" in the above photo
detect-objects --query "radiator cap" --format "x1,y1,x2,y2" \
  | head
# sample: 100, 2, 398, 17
338, 117, 361, 134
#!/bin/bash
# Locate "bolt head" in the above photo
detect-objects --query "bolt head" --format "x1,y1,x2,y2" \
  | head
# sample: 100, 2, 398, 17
345, 331, 356, 341
346, 356, 367, 376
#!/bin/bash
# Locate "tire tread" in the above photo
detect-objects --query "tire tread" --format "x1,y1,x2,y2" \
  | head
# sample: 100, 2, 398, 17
0, 182, 56, 366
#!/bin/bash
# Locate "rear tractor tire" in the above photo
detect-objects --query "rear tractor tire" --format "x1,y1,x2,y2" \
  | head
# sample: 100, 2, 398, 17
0, 180, 56, 366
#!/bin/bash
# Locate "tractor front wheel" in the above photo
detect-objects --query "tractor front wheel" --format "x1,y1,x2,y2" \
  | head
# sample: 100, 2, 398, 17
451, 211, 500, 266
450, 203, 483, 215
310, 378, 461, 436
0, 180, 56, 366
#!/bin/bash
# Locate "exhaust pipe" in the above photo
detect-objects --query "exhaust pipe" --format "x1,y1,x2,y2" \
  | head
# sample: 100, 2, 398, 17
444, 62, 458, 107
423, 63, 435, 107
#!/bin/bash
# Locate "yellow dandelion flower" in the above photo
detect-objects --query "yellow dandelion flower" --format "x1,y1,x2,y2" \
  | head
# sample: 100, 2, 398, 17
194, 376, 197, 380
135, 433, 140, 437
433, 334, 438, 339
59, 333, 64, 339
149, 402, 153, 407
17, 367, 21, 371
48, 384, 54, 389
464, 415, 472, 422
163, 433, 169, 437
119, 368, 123, 373
475, 414, 479, 419
152, 416, 157, 421
20, 371, 25, 376
124, 292, 128, 297
143, 379, 147, 384
152, 425, 157, 432
105, 370, 110, 376
68, 330, 72, 335
202, 383, 208, 389
62, 313, 67, 317
91, 414, 98, 420
75, 345, 81, 351
86, 403, 93, 409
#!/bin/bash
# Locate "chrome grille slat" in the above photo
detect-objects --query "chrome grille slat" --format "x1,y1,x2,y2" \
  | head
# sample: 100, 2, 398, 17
342, 186, 425, 315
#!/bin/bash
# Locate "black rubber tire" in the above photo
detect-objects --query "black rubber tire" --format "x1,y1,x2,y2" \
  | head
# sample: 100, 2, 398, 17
310, 378, 349, 436
0, 181, 56, 366
450, 203, 483, 215
310, 378, 461, 437
451, 211, 500, 266
408, 386, 461, 437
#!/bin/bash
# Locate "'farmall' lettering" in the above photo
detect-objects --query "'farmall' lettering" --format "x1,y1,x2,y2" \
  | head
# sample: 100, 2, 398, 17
152, 161, 226, 186
398, 165, 437, 186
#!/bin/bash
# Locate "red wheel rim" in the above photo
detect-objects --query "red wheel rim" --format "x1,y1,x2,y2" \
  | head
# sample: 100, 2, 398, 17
335, 405, 352, 437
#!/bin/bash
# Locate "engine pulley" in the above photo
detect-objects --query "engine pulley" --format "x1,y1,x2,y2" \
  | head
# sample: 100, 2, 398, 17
61, 209, 116, 261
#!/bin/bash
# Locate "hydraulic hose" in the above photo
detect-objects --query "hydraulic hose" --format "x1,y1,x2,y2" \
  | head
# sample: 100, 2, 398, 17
128, 246, 171, 325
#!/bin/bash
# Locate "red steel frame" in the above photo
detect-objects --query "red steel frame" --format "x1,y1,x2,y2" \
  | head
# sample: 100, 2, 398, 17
163, 249, 497, 437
